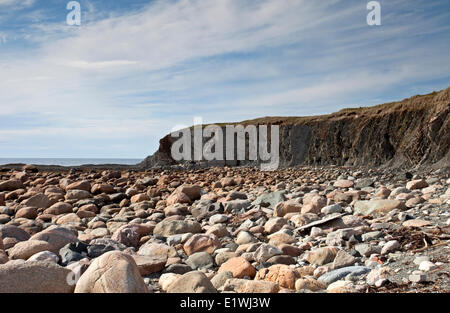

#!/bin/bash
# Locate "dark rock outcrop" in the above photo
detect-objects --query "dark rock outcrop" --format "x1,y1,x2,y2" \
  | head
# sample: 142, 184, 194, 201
139, 87, 450, 170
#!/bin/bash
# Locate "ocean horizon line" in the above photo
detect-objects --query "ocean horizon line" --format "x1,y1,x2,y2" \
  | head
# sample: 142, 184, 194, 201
0, 158, 143, 166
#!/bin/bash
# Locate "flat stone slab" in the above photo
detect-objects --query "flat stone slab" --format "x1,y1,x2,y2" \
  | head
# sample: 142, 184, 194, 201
296, 213, 345, 231
317, 266, 371, 285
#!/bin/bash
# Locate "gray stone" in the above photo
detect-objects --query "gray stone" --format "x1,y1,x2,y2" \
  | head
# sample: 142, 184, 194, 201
321, 204, 342, 215
318, 266, 371, 285
186, 252, 215, 270
153, 220, 202, 237
362, 231, 382, 242
0, 225, 31, 242
253, 244, 282, 263
326, 228, 359, 246
163, 264, 193, 275
413, 256, 430, 265
355, 178, 374, 189
355, 244, 381, 257
209, 214, 228, 224
28, 251, 59, 263
211, 271, 233, 289
381, 240, 401, 255
224, 200, 251, 213
332, 250, 356, 269
235, 231, 257, 245
87, 238, 127, 258
252, 191, 285, 209
59, 248, 84, 266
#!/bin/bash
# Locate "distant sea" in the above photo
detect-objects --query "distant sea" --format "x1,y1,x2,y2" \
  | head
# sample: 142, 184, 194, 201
0, 158, 142, 166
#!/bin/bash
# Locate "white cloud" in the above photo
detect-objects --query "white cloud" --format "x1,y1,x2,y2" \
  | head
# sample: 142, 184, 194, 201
0, 0, 35, 8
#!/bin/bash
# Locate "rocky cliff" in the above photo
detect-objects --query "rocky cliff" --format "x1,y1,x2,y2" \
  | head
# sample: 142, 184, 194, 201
139, 87, 450, 170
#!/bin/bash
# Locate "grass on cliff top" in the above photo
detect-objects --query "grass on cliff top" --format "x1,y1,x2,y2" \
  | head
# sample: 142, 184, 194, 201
188, 87, 449, 128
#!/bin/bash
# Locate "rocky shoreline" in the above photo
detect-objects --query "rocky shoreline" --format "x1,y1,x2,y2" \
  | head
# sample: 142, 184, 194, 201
0, 165, 449, 293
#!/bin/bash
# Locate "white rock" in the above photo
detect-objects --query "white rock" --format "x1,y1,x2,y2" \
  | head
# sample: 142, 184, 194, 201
27, 251, 59, 263
409, 273, 426, 283
381, 240, 400, 255
159, 273, 181, 291
418, 261, 437, 272
413, 256, 430, 265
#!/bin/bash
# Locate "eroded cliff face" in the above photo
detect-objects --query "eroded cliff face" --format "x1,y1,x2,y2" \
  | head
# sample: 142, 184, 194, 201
139, 87, 450, 169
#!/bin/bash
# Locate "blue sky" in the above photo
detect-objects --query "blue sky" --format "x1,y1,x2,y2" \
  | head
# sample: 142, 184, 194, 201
0, 0, 449, 159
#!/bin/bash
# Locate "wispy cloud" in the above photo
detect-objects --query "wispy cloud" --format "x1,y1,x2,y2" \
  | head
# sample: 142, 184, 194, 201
0, 0, 35, 8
